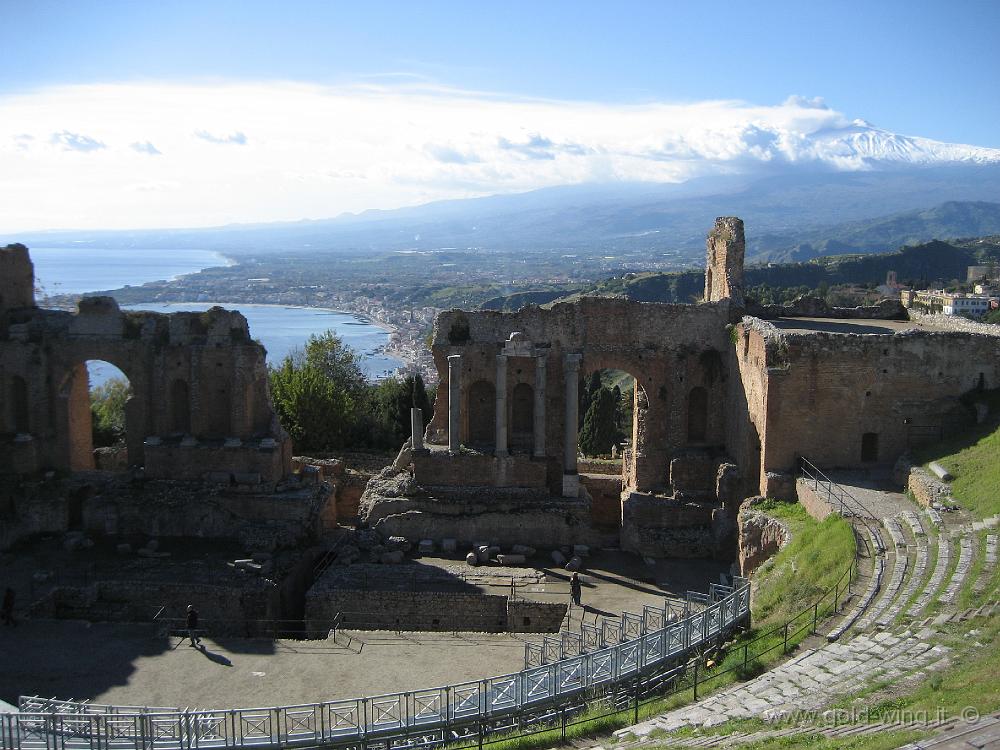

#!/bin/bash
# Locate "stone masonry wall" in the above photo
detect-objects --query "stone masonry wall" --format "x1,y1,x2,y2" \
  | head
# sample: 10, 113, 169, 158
305, 589, 566, 633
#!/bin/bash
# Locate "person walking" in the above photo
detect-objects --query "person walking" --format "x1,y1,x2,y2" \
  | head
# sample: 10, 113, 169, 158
182, 604, 201, 648
570, 572, 582, 607
1, 587, 15, 626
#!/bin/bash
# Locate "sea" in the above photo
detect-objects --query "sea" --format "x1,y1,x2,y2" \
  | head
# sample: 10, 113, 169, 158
27, 247, 402, 387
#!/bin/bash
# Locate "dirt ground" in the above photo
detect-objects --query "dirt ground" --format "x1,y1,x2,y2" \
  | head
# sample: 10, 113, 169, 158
0, 544, 729, 710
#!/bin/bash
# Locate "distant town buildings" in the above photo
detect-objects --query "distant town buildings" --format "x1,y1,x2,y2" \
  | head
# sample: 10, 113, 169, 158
900, 289, 998, 317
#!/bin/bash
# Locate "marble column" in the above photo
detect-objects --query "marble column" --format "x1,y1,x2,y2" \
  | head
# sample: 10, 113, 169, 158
562, 353, 582, 496
533, 354, 547, 458
495, 353, 508, 456
410, 407, 424, 451
447, 354, 462, 454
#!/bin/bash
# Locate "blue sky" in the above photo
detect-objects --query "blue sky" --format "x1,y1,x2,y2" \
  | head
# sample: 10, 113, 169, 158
5, 0, 998, 147
1, 0, 998, 231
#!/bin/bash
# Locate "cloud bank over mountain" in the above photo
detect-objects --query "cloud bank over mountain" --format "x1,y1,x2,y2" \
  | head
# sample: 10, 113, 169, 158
2, 82, 998, 231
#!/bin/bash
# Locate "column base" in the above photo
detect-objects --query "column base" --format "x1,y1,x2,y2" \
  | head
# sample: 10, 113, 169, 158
562, 473, 580, 498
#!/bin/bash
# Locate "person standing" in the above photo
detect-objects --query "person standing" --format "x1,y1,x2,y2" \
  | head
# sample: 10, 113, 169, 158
1, 587, 15, 626
182, 604, 201, 647
570, 573, 582, 607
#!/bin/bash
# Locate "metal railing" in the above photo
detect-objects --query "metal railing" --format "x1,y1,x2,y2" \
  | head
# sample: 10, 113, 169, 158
4, 578, 750, 750
799, 457, 878, 520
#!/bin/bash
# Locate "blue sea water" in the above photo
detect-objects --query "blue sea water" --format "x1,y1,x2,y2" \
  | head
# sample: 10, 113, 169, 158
29, 247, 233, 297
26, 247, 402, 386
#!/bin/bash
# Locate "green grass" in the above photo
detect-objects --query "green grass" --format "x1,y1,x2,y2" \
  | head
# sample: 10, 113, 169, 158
750, 500, 857, 629
911, 389, 1000, 520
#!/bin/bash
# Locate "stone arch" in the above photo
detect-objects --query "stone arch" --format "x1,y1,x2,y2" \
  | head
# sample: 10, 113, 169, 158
57, 357, 134, 471
510, 382, 534, 453
10, 375, 29, 433
467, 379, 495, 448
170, 379, 191, 435
687, 386, 708, 443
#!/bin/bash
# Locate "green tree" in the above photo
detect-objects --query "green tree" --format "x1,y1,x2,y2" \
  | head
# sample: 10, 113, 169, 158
91, 377, 130, 447
579, 387, 618, 457
268, 331, 364, 452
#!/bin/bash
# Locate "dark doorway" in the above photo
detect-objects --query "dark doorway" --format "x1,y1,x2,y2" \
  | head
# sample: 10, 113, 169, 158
11, 376, 29, 433
861, 432, 879, 463
170, 379, 191, 434
510, 382, 533, 452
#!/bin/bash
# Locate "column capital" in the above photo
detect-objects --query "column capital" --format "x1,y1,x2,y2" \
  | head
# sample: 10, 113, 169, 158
564, 352, 582, 370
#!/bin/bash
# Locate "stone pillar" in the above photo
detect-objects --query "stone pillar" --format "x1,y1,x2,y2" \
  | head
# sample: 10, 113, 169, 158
495, 354, 508, 456
410, 407, 424, 451
447, 354, 462, 454
562, 353, 582, 497
533, 354, 547, 458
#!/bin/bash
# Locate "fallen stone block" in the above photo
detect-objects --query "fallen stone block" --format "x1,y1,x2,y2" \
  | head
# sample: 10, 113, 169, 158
478, 545, 491, 563
572, 544, 590, 557
251, 551, 272, 563
466, 551, 479, 566
551, 550, 567, 566
565, 556, 583, 572
511, 544, 536, 556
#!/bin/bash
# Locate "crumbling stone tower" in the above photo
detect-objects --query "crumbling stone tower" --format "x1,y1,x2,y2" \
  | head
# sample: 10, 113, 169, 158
0, 243, 36, 314
704, 217, 745, 306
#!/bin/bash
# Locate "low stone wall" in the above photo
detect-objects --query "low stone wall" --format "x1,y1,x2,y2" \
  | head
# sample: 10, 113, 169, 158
413, 451, 548, 488
620, 492, 723, 558
749, 296, 907, 320
0, 474, 326, 552
578, 459, 622, 475
304, 588, 566, 633
30, 579, 275, 636
907, 467, 952, 508
795, 478, 834, 521
737, 497, 790, 577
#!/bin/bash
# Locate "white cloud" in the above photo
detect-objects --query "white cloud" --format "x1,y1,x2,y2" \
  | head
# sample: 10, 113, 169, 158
0, 81, 995, 232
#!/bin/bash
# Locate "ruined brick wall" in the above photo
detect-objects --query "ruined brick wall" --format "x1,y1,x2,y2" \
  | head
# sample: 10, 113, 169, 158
0, 244, 35, 315
704, 217, 745, 306
0, 474, 325, 552
0, 257, 291, 483
758, 327, 1000, 479
426, 297, 732, 495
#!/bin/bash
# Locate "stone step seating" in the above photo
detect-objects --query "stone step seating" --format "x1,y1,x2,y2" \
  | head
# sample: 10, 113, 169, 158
939, 533, 974, 605
974, 534, 998, 595
908, 533, 951, 618
852, 519, 910, 632
826, 526, 883, 642
925, 507, 943, 528
919, 599, 999, 627
614, 630, 950, 738
879, 514, 929, 628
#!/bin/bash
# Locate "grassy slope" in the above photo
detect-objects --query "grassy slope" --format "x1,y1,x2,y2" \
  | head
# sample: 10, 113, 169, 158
911, 389, 1000, 520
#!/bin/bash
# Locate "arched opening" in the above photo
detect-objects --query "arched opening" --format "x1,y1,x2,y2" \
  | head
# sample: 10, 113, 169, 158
578, 369, 636, 459
687, 386, 708, 443
467, 380, 495, 449
170, 379, 191, 435
62, 361, 133, 471
10, 376, 29, 433
510, 382, 534, 453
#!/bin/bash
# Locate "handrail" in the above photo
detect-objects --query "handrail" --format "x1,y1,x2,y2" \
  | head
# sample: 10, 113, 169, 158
799, 457, 879, 520
7, 578, 751, 750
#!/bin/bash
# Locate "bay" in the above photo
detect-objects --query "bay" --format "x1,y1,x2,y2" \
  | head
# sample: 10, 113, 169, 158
24, 246, 403, 387
84, 303, 402, 387
29, 247, 232, 297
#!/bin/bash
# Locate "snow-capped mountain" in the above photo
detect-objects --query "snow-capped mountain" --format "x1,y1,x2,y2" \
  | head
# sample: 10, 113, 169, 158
799, 120, 1000, 169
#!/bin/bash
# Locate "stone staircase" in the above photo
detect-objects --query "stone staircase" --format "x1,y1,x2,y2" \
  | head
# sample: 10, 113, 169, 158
598, 509, 1000, 750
